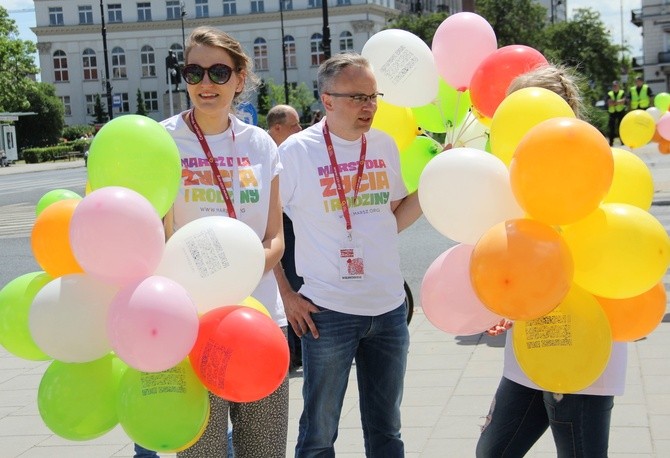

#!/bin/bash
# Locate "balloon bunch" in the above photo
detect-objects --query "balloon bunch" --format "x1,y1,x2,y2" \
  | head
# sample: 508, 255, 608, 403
0, 115, 288, 451
392, 13, 670, 394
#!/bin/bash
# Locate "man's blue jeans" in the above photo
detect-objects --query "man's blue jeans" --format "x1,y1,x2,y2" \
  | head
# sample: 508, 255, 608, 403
476, 377, 614, 457
295, 301, 409, 458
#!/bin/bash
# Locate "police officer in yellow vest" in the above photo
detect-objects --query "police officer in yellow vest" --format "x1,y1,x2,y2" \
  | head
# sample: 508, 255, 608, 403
630, 75, 653, 110
607, 80, 627, 146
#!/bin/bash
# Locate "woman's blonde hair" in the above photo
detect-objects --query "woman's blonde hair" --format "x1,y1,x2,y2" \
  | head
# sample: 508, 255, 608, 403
184, 26, 260, 105
507, 64, 584, 119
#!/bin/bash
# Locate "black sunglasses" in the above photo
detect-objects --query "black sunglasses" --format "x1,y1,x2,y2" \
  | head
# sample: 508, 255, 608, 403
182, 63, 234, 85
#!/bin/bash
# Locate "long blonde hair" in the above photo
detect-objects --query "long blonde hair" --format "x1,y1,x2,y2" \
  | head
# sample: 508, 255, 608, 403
507, 64, 584, 119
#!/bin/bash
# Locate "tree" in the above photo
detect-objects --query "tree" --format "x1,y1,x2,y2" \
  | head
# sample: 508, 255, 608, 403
386, 12, 449, 47
475, 0, 546, 48
256, 79, 271, 114
0, 6, 40, 113
94, 94, 108, 123
15, 83, 64, 148
542, 8, 621, 107
135, 88, 148, 116
261, 79, 316, 122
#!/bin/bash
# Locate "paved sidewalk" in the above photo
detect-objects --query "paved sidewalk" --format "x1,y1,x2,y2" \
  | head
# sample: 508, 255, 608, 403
0, 159, 85, 176
0, 143, 669, 457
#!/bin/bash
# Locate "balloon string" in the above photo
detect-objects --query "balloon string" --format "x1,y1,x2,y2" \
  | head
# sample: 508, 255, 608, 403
453, 112, 479, 146
434, 99, 451, 146
449, 90, 465, 147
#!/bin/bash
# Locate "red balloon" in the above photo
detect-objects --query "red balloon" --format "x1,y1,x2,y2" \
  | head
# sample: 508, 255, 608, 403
189, 306, 289, 403
470, 45, 548, 119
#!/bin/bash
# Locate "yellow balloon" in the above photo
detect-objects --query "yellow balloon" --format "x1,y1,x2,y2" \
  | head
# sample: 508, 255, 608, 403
512, 284, 612, 393
471, 108, 492, 128
490, 87, 575, 166
85, 180, 92, 195
372, 99, 418, 152
619, 109, 655, 149
603, 148, 654, 210
240, 296, 271, 318
561, 203, 670, 299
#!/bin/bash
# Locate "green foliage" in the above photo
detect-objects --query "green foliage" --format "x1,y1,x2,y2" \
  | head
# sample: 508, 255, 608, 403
257, 80, 271, 114
94, 94, 108, 123
262, 79, 316, 122
15, 83, 64, 149
135, 88, 148, 116
0, 6, 40, 113
476, 0, 546, 48
62, 125, 94, 141
386, 12, 449, 47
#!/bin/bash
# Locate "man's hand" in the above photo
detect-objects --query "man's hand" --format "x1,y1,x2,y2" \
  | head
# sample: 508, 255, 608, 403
283, 291, 321, 339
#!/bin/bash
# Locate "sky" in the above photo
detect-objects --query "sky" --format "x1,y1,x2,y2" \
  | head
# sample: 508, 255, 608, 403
5, 0, 643, 64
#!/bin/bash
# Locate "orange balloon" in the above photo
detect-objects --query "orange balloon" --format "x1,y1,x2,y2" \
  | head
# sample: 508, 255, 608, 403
31, 199, 83, 278
658, 137, 670, 154
510, 118, 614, 225
595, 282, 667, 342
470, 219, 574, 320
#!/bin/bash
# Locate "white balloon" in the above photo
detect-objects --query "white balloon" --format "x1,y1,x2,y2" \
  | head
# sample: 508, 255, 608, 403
155, 216, 265, 314
646, 106, 662, 123
29, 274, 117, 362
362, 29, 439, 107
418, 148, 524, 244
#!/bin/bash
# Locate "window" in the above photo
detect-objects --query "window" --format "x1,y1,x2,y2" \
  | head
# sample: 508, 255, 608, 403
60, 96, 72, 117
222, 0, 236, 15
82, 48, 98, 80
166, 0, 180, 19
79, 5, 93, 24
313, 80, 319, 99
116, 93, 130, 113
336, 0, 351, 4
251, 0, 264, 13
253, 37, 268, 71
195, 0, 209, 17
282, 0, 293, 10
53, 50, 69, 82
308, 0, 322, 7
137, 2, 152, 21
140, 45, 156, 77
108, 4, 123, 22
111, 47, 127, 78
170, 43, 184, 64
144, 91, 159, 111
310, 33, 325, 66
85, 94, 96, 115
339, 31, 353, 52
49, 7, 64, 26
284, 35, 296, 68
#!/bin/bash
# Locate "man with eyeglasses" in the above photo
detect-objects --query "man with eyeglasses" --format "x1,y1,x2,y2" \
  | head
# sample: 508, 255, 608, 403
277, 53, 422, 457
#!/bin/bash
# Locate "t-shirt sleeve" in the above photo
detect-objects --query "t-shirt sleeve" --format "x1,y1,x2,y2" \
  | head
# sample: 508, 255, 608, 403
278, 139, 299, 211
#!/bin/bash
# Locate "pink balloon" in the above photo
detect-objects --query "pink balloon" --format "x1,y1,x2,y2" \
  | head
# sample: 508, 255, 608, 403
70, 186, 165, 286
431, 12, 497, 91
657, 112, 670, 141
421, 244, 502, 335
107, 276, 199, 372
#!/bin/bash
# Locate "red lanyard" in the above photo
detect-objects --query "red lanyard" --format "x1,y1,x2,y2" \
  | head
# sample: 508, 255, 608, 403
322, 121, 367, 235
188, 108, 237, 219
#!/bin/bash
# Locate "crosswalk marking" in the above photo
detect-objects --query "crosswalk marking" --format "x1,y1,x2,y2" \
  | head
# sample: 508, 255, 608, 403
0, 203, 36, 239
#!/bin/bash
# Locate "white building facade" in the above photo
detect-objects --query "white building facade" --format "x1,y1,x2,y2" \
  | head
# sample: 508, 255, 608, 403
632, 0, 670, 93
32, 0, 409, 125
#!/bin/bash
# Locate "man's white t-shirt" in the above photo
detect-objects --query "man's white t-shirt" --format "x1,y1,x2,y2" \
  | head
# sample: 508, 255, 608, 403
161, 113, 287, 327
279, 120, 408, 316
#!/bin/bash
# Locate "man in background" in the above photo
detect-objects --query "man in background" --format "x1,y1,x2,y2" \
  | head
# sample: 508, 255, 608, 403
607, 80, 627, 146
629, 75, 653, 110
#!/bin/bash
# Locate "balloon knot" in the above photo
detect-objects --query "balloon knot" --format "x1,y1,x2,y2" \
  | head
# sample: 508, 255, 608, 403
442, 143, 453, 152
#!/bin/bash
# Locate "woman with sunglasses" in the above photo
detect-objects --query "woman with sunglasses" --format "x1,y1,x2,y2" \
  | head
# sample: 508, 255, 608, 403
159, 26, 288, 458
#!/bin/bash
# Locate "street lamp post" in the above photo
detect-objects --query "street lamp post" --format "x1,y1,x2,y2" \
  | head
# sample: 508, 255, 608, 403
99, 0, 114, 120
181, 1, 190, 108
280, 0, 289, 105
322, 0, 331, 60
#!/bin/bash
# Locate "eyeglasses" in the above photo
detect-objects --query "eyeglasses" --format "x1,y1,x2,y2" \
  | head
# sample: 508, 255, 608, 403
181, 63, 234, 85
325, 92, 384, 105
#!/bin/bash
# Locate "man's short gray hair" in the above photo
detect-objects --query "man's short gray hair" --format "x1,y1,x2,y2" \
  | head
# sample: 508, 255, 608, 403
317, 53, 371, 96
267, 104, 296, 128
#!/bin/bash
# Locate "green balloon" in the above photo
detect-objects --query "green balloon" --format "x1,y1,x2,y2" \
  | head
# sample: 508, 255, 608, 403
412, 80, 471, 134
35, 189, 82, 217
0, 272, 52, 360
400, 136, 442, 194
87, 115, 181, 218
117, 360, 210, 452
38, 354, 127, 440
654, 92, 670, 112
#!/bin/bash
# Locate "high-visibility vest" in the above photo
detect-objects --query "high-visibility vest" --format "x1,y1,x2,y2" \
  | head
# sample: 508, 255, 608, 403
608, 90, 625, 113
630, 84, 650, 109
